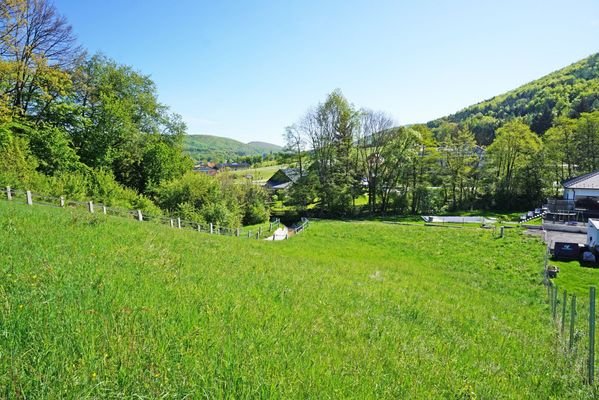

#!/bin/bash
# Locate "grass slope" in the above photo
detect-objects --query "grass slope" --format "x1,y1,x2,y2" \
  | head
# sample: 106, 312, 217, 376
183, 134, 282, 162
0, 202, 592, 398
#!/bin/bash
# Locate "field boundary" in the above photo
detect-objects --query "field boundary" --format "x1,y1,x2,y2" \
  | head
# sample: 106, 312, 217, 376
544, 247, 598, 385
0, 185, 304, 241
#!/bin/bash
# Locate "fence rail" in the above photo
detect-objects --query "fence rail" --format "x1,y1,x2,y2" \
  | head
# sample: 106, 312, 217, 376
2, 185, 288, 241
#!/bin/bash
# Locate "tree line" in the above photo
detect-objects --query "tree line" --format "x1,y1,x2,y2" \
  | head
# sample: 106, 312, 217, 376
284, 90, 599, 216
0, 0, 270, 226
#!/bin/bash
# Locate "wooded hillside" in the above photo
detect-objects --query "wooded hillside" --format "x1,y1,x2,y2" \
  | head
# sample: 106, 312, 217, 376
430, 53, 599, 144
183, 134, 281, 162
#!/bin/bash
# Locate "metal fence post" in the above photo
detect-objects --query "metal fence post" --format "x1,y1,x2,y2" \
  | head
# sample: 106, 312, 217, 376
6, 186, 11, 201
26, 191, 33, 205
551, 285, 557, 321
562, 290, 567, 335
570, 294, 577, 351
590, 287, 596, 385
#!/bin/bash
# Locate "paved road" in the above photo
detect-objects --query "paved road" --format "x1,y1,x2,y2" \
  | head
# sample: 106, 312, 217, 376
527, 229, 586, 250
265, 227, 288, 241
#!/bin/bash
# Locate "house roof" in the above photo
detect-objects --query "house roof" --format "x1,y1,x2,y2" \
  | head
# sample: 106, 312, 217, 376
266, 168, 302, 184
563, 171, 599, 189
264, 168, 303, 190
281, 168, 302, 183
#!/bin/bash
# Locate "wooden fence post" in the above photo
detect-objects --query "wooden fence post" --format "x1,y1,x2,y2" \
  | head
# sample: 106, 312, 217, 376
137, 210, 143, 221
197, 223, 201, 232
590, 287, 596, 385
269, 222, 272, 231
236, 228, 240, 237
210, 223, 213, 234
6, 186, 11, 201
500, 226, 504, 238
102, 206, 107, 215
177, 218, 181, 229
88, 201, 94, 213
561, 290, 567, 336
248, 230, 251, 238
26, 191, 33, 205
170, 219, 174, 228
570, 294, 577, 351
258, 227, 262, 238
60, 196, 65, 207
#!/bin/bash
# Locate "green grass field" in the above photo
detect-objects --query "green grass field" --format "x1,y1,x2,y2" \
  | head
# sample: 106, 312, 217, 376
0, 201, 594, 398
225, 164, 287, 184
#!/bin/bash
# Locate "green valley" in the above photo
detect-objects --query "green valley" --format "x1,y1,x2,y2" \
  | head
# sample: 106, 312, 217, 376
0, 201, 591, 398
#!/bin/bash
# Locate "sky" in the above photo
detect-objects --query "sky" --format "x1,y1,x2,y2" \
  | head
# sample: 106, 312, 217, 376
53, 0, 599, 145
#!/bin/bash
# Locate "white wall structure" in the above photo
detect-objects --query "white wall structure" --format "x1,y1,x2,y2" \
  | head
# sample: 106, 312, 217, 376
588, 219, 599, 248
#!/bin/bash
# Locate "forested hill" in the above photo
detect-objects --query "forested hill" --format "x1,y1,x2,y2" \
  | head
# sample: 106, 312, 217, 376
183, 135, 282, 162
429, 52, 599, 144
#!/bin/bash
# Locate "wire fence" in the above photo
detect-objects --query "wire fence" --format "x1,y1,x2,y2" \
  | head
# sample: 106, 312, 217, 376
544, 247, 597, 385
0, 185, 293, 241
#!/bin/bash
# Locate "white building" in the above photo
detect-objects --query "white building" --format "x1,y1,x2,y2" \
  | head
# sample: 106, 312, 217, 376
588, 219, 599, 248
563, 171, 599, 200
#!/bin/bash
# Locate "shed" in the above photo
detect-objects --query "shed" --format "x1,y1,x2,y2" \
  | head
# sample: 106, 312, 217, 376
264, 168, 302, 190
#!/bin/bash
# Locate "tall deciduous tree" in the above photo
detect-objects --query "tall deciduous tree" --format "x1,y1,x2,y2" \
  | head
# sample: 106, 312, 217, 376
283, 124, 305, 176
356, 109, 395, 213
543, 117, 577, 196
486, 119, 542, 208
0, 0, 81, 114
70, 55, 191, 192
572, 112, 599, 174
436, 122, 477, 209
297, 89, 359, 215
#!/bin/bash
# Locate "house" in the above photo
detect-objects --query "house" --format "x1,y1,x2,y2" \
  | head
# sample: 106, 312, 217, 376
264, 168, 302, 190
563, 171, 599, 201
215, 162, 250, 171
193, 164, 218, 176
546, 170, 599, 221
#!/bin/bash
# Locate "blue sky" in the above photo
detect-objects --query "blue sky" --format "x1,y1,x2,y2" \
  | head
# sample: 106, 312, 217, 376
54, 0, 599, 145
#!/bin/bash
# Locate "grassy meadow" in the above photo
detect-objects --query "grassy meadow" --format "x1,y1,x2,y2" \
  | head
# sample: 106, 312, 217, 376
0, 201, 594, 398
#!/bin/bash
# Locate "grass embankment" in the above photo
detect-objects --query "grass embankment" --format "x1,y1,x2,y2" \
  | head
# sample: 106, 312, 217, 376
0, 201, 593, 398
551, 259, 599, 297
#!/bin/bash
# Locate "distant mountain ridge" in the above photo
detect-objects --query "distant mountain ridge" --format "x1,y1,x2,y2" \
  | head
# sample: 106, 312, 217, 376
183, 134, 282, 162
429, 52, 599, 144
